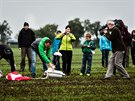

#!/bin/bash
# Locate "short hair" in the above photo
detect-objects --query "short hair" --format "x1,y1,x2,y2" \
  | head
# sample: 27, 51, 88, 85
107, 20, 115, 25
85, 33, 91, 38
56, 30, 62, 34
45, 39, 52, 45
24, 22, 29, 26
65, 25, 71, 30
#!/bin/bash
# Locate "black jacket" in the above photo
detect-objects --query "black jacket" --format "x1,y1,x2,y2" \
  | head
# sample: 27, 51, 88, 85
18, 28, 35, 47
0, 45, 13, 59
106, 26, 126, 53
0, 45, 16, 72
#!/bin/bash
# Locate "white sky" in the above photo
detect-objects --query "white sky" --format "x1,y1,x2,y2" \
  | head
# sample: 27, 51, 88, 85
0, 0, 135, 38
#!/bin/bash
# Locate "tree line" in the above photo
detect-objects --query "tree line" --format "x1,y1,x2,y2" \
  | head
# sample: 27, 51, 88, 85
0, 18, 102, 47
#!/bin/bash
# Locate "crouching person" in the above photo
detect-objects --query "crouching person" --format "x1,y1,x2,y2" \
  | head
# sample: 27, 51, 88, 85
0, 45, 16, 77
31, 37, 54, 78
80, 33, 96, 76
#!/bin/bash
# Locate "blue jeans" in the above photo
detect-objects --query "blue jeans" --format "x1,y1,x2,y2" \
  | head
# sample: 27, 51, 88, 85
102, 49, 110, 67
52, 55, 61, 70
80, 53, 92, 74
31, 49, 48, 74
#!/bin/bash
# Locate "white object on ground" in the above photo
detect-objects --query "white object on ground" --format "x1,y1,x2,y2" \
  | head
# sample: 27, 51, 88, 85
54, 52, 62, 57
44, 68, 65, 78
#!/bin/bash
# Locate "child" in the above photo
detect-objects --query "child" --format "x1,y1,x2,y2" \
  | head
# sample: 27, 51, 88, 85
99, 28, 112, 67
52, 30, 62, 70
80, 33, 96, 76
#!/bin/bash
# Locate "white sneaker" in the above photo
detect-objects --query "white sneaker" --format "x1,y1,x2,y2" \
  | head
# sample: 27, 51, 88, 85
80, 73, 83, 76
86, 74, 90, 76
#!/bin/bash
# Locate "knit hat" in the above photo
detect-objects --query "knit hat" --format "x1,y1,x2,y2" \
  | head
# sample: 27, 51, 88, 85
24, 22, 29, 26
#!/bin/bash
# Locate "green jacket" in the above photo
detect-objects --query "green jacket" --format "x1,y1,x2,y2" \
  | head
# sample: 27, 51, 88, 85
56, 33, 76, 50
82, 40, 96, 53
38, 37, 51, 64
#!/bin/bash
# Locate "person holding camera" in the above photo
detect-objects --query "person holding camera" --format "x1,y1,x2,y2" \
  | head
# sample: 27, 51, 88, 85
56, 25, 76, 76
103, 20, 130, 80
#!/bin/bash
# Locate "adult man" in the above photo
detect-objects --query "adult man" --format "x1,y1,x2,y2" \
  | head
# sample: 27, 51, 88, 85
0, 45, 16, 77
103, 20, 130, 80
18, 22, 35, 72
31, 37, 54, 78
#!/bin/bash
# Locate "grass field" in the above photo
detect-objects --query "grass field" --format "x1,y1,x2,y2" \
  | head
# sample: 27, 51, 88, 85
0, 48, 135, 101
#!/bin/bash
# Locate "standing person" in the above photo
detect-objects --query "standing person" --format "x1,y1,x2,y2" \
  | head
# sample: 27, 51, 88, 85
131, 30, 135, 67
56, 25, 76, 76
18, 22, 35, 72
114, 19, 132, 67
0, 45, 16, 77
99, 28, 112, 67
31, 37, 54, 78
103, 20, 130, 80
80, 33, 96, 76
52, 30, 62, 70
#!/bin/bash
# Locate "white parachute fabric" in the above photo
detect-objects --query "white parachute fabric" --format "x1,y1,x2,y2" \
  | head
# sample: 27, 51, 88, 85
44, 68, 65, 78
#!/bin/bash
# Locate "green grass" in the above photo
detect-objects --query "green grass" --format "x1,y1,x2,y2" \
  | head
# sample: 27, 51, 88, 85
0, 48, 135, 101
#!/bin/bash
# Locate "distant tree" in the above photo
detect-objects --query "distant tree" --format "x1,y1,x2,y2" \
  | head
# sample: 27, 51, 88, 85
34, 24, 58, 40
83, 19, 101, 46
68, 18, 84, 47
0, 20, 12, 44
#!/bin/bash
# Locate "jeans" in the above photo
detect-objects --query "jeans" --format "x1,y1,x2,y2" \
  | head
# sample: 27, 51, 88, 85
31, 49, 48, 74
80, 53, 92, 74
52, 55, 61, 70
101, 49, 110, 67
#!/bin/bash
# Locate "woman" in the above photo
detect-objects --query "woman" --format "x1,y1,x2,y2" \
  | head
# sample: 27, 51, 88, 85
56, 25, 76, 76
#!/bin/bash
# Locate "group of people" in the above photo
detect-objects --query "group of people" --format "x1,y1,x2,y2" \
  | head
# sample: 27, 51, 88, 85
99, 19, 135, 80
0, 19, 135, 79
0, 22, 77, 78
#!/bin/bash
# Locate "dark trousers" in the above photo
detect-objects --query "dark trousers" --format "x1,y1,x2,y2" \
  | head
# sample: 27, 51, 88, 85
80, 53, 92, 74
20, 47, 32, 71
59, 50, 72, 75
52, 55, 60, 70
131, 48, 135, 65
6, 57, 16, 72
101, 49, 110, 67
2, 53, 16, 72
123, 46, 130, 67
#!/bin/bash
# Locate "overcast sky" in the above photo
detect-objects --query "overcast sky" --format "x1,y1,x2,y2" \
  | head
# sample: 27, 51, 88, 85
0, 0, 135, 38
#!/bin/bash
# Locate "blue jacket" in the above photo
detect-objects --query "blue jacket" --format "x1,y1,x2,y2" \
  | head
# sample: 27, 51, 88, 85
99, 35, 112, 51
52, 37, 61, 54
